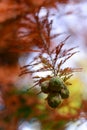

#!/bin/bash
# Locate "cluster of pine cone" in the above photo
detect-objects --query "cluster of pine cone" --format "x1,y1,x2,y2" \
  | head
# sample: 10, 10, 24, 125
40, 77, 69, 108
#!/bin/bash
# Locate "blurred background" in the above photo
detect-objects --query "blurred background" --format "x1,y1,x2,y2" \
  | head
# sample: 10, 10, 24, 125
0, 0, 87, 130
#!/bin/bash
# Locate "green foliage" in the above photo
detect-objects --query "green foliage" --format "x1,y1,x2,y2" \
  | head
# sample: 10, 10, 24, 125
16, 105, 32, 118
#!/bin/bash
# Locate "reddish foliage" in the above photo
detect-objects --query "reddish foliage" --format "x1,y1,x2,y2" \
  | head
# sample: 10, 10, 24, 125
0, 0, 86, 129
81, 100, 87, 113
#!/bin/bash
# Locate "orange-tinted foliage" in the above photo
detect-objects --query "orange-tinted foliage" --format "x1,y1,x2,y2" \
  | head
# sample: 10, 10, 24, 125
0, 0, 86, 130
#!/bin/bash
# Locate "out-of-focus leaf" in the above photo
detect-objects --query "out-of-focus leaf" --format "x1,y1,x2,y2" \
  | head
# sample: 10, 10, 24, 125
57, 78, 83, 117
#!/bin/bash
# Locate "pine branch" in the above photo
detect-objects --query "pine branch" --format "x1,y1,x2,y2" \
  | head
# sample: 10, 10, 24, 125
20, 10, 81, 88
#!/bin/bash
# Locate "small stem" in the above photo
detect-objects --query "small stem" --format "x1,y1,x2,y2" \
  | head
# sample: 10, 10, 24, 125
35, 13, 56, 76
